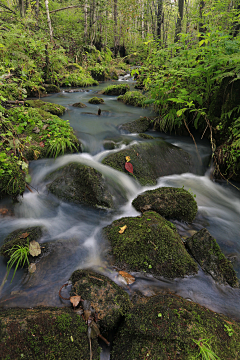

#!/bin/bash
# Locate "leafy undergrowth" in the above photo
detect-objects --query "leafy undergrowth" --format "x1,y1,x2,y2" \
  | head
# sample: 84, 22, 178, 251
117, 91, 148, 107
0, 102, 81, 198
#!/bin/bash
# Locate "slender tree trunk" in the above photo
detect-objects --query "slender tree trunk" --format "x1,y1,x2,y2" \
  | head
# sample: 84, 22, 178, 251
114, 0, 118, 57
84, 0, 88, 43
174, 0, 184, 42
199, 0, 205, 40
19, 0, 25, 17
45, 0, 53, 42
157, 0, 163, 44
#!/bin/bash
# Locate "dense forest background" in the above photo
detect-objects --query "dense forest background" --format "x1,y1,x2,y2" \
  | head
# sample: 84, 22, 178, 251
0, 0, 240, 197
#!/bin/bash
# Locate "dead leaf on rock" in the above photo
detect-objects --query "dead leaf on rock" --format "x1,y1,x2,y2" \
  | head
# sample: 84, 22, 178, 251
29, 241, 41, 257
119, 271, 135, 284
28, 263, 36, 274
119, 225, 127, 234
70, 295, 81, 308
20, 232, 29, 239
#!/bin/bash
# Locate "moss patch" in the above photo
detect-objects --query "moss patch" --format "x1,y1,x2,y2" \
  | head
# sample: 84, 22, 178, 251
111, 293, 240, 360
117, 91, 148, 107
103, 211, 198, 278
186, 228, 239, 287
43, 84, 61, 94
138, 133, 155, 139
72, 102, 87, 108
88, 97, 104, 104
132, 187, 198, 222
71, 269, 131, 331
25, 99, 65, 116
102, 140, 194, 186
47, 162, 113, 208
119, 117, 153, 133
0, 307, 100, 360
102, 84, 130, 96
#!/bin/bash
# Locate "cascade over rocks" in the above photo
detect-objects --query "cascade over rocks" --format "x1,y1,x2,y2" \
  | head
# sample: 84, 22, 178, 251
102, 139, 194, 185
186, 228, 239, 287
70, 269, 131, 331
111, 293, 240, 360
103, 211, 198, 278
132, 187, 198, 223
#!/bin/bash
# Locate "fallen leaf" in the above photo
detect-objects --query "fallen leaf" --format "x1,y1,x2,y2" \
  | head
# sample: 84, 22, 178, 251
70, 295, 81, 308
125, 162, 133, 174
29, 241, 41, 257
39, 141, 45, 148
90, 321, 100, 338
28, 263, 36, 274
33, 126, 40, 134
20, 232, 29, 239
119, 225, 127, 234
84, 309, 92, 321
119, 271, 135, 284
125, 156, 131, 162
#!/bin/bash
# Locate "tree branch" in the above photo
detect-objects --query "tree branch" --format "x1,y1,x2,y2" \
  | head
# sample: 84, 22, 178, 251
0, 1, 16, 14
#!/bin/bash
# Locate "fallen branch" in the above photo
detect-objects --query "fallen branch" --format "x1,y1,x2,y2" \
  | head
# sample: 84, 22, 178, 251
0, 1, 16, 14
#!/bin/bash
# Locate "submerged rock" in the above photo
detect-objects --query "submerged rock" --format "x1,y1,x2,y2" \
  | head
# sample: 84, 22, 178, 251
103, 211, 198, 278
111, 293, 240, 360
25, 99, 65, 115
47, 163, 114, 209
102, 140, 194, 186
71, 269, 130, 330
119, 117, 153, 133
0, 307, 100, 359
186, 228, 239, 287
132, 187, 198, 222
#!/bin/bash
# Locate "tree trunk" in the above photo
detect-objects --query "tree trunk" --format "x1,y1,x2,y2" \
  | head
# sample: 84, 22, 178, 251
114, 0, 118, 57
174, 0, 184, 43
45, 0, 53, 42
199, 0, 205, 40
84, 0, 88, 42
157, 0, 163, 44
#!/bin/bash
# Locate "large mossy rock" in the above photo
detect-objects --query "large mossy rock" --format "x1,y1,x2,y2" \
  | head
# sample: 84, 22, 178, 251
102, 140, 194, 186
0, 307, 100, 360
186, 228, 239, 287
47, 163, 114, 208
103, 211, 198, 278
119, 116, 152, 133
43, 84, 61, 94
25, 99, 65, 115
132, 187, 198, 222
111, 293, 240, 360
88, 97, 104, 104
102, 84, 130, 95
71, 269, 131, 330
0, 226, 43, 258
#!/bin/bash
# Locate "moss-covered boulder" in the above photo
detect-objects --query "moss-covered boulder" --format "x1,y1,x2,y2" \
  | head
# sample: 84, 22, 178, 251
47, 163, 114, 208
103, 211, 198, 278
72, 102, 87, 108
111, 293, 240, 360
138, 133, 154, 139
102, 84, 130, 96
88, 97, 104, 104
117, 91, 148, 107
0, 307, 100, 360
102, 140, 194, 186
119, 117, 152, 133
43, 84, 61, 94
0, 226, 43, 258
25, 99, 65, 115
71, 269, 131, 331
132, 187, 198, 222
186, 228, 239, 287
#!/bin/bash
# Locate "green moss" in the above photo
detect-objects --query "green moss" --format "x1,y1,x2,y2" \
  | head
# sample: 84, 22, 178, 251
0, 307, 100, 360
43, 84, 60, 94
103, 211, 198, 278
117, 91, 148, 107
186, 228, 239, 287
102, 84, 130, 96
138, 133, 155, 139
88, 97, 104, 104
72, 102, 87, 108
0, 83, 27, 100
0, 159, 26, 198
119, 117, 152, 133
112, 293, 240, 360
132, 187, 198, 222
25, 100, 65, 116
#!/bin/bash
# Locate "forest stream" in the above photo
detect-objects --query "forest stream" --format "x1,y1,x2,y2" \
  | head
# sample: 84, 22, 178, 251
1, 76, 240, 337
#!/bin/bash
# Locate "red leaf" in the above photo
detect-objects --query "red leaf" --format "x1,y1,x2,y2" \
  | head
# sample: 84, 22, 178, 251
125, 162, 133, 174
39, 142, 45, 148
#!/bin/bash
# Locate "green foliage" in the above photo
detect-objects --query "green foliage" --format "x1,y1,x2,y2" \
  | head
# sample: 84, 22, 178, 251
117, 91, 148, 107
193, 338, 221, 359
6, 243, 30, 282
102, 84, 130, 95
224, 324, 234, 337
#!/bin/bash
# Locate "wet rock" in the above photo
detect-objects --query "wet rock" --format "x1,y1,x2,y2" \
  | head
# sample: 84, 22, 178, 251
43, 83, 61, 94
88, 97, 104, 104
119, 117, 152, 133
138, 133, 155, 139
103, 211, 198, 278
132, 187, 198, 223
0, 307, 100, 359
0, 226, 43, 259
65, 89, 87, 93
111, 293, 240, 360
71, 269, 130, 331
102, 84, 130, 96
103, 140, 116, 150
186, 228, 239, 287
72, 102, 87, 108
47, 163, 114, 209
25, 99, 65, 115
102, 139, 194, 186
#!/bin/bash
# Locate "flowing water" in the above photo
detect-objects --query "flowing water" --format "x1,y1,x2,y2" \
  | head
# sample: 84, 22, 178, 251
1, 80, 240, 329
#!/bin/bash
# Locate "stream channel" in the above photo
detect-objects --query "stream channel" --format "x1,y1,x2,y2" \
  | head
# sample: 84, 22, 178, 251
1, 78, 240, 342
